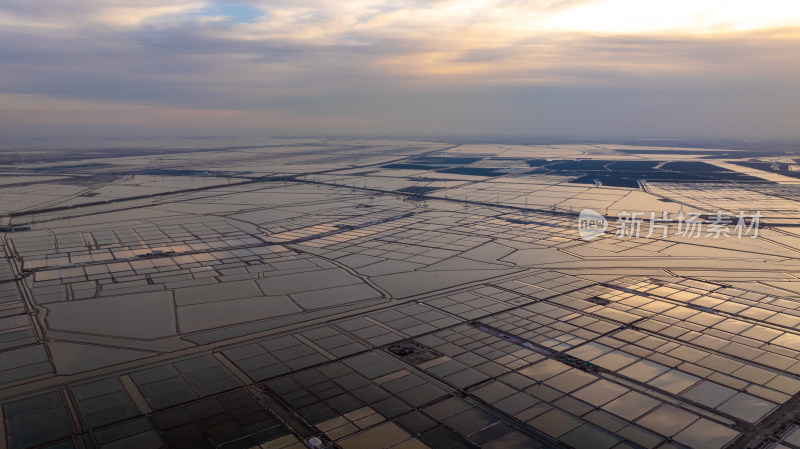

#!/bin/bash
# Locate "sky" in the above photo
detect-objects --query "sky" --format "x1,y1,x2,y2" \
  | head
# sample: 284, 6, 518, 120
1, 0, 799, 140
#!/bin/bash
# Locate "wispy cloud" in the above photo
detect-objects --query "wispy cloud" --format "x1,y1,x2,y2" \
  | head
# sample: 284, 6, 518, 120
1, 0, 799, 138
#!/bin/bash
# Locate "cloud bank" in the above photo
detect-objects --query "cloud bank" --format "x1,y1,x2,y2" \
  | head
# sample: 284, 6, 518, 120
1, 0, 799, 138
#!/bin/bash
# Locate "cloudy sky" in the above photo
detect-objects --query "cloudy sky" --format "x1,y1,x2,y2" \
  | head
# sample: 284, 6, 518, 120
1, 0, 799, 139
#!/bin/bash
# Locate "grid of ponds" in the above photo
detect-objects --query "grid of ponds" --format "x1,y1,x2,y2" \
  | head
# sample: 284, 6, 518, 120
6, 142, 800, 449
